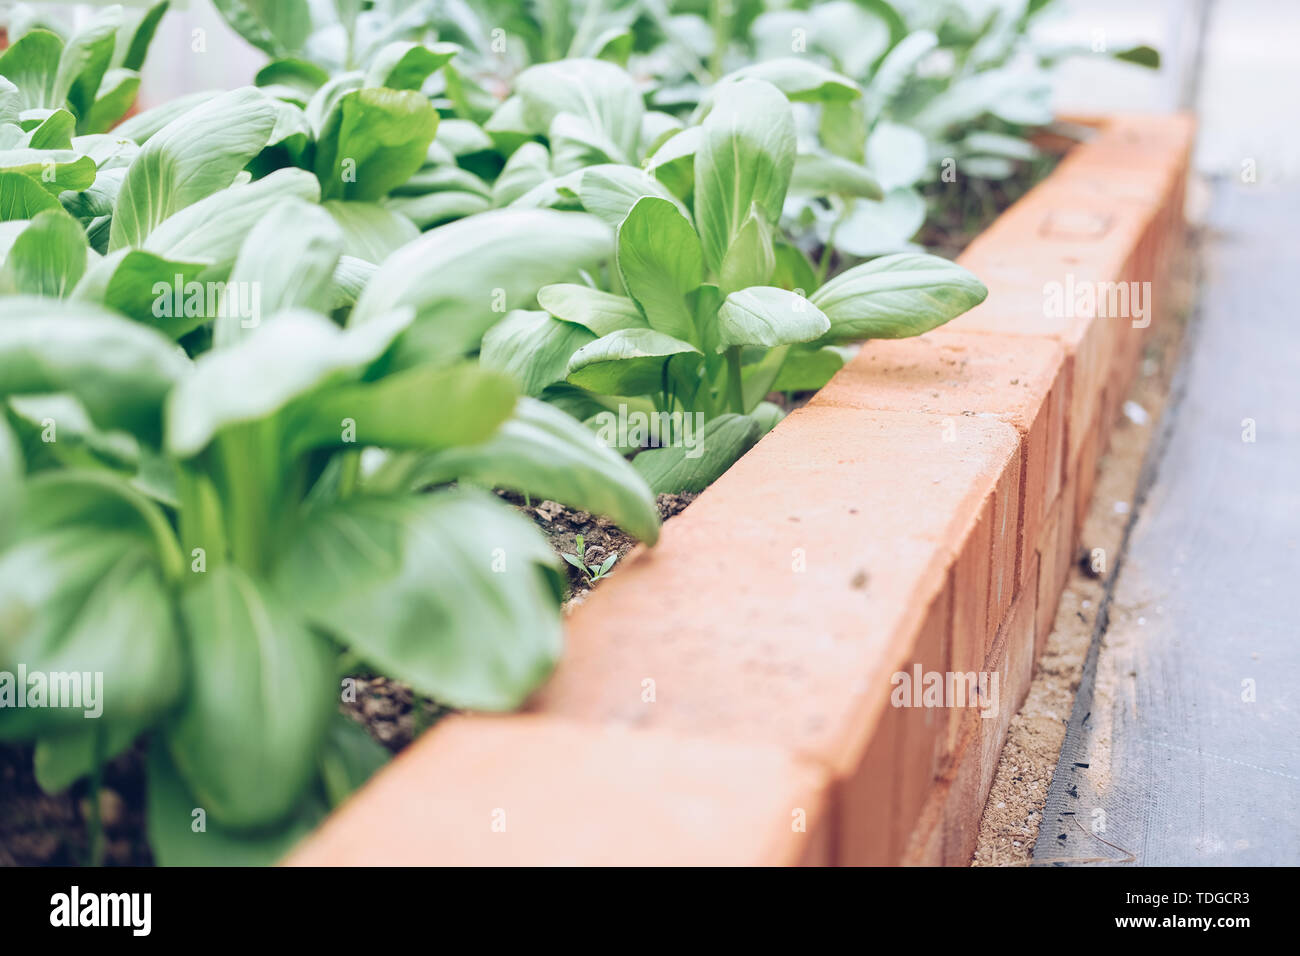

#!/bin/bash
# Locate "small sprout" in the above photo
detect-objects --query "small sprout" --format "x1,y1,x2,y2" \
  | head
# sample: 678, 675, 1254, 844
561, 534, 620, 584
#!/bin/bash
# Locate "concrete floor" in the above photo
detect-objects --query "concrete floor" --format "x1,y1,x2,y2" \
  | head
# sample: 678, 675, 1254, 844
1034, 0, 1300, 865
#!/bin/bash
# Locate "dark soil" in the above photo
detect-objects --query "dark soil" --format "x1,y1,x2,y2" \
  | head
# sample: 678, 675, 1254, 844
0, 740, 151, 867
339, 677, 452, 753
917, 156, 1060, 260
498, 491, 698, 602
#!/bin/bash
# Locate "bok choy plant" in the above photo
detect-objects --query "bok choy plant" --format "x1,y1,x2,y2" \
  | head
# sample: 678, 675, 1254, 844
482, 77, 988, 494
0, 201, 659, 864
0, 2, 169, 135
211, 1, 504, 231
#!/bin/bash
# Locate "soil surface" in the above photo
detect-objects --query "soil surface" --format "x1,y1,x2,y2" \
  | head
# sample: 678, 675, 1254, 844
970, 221, 1203, 866
0, 741, 151, 866
503, 491, 699, 605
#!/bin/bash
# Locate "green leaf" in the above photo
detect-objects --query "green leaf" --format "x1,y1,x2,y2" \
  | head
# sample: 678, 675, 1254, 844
273, 490, 565, 710
434, 118, 493, 157
567, 327, 702, 396
515, 58, 643, 163
109, 87, 278, 251
321, 200, 418, 263
168, 565, 335, 829
491, 142, 551, 207
773, 345, 851, 391
645, 126, 700, 200
352, 209, 613, 362
865, 29, 938, 123
717, 287, 830, 350
0, 77, 18, 128
819, 100, 868, 164
316, 714, 389, 808
212, 0, 312, 58
54, 6, 119, 120
1114, 44, 1160, 68
25, 108, 74, 149
578, 164, 690, 229
617, 196, 702, 344
810, 253, 988, 342
315, 87, 440, 202
81, 68, 141, 134
632, 413, 761, 494
0, 170, 61, 220
772, 241, 817, 294
376, 397, 661, 545
537, 283, 647, 336
112, 90, 220, 144
7, 393, 139, 469
791, 151, 884, 200
719, 58, 860, 103
34, 718, 150, 794
255, 58, 330, 99
962, 130, 1040, 162
0, 209, 87, 297
166, 308, 411, 457
0, 148, 96, 193
6, 544, 181, 734
142, 167, 322, 267
121, 2, 171, 73
72, 249, 207, 337
384, 189, 491, 229
0, 415, 21, 542
693, 79, 795, 274
832, 187, 927, 258
481, 309, 595, 397
0, 29, 63, 111
866, 121, 929, 191
0, 299, 187, 443
215, 199, 343, 346
146, 737, 327, 866
750, 400, 785, 435
0, 473, 184, 742
364, 41, 458, 91
719, 206, 776, 296
548, 112, 626, 174
291, 362, 518, 454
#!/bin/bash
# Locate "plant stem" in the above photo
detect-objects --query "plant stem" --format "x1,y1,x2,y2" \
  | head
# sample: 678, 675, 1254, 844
85, 725, 106, 867
338, 450, 361, 499
817, 211, 846, 286
725, 346, 745, 413
709, 0, 731, 79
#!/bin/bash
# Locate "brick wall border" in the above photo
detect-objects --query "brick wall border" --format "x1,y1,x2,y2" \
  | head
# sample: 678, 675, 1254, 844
288, 113, 1196, 866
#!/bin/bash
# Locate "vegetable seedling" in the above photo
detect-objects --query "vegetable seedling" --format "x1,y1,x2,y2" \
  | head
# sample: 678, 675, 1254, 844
561, 534, 620, 584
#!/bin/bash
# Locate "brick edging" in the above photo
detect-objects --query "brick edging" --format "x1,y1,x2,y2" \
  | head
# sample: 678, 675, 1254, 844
287, 114, 1196, 866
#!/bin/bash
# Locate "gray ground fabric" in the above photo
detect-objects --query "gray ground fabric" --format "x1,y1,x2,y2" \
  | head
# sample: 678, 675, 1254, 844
1034, 180, 1300, 866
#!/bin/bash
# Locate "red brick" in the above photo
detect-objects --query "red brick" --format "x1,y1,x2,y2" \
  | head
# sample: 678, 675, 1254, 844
950, 176, 1166, 470
1034, 496, 1076, 658
813, 330, 1064, 598
978, 585, 1037, 802
285, 716, 832, 866
532, 406, 1018, 779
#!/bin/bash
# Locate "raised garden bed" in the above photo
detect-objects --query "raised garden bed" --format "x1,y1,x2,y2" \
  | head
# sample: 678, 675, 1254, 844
287, 113, 1195, 866
0, 2, 1180, 869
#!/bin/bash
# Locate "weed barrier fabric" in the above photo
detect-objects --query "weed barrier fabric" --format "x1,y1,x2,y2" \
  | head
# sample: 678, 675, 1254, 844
1034, 182, 1300, 866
